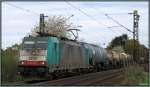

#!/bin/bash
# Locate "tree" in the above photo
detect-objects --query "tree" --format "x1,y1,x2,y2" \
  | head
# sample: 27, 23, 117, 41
107, 34, 148, 63
124, 39, 139, 55
31, 15, 74, 38
107, 34, 128, 48
139, 44, 149, 63
123, 39, 148, 63
1, 44, 20, 83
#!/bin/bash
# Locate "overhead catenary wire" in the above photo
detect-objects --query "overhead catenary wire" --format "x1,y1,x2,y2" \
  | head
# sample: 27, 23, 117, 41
91, 8, 134, 35
73, 4, 145, 46
105, 14, 133, 33
75, 23, 119, 43
65, 1, 106, 27
106, 13, 131, 15
5, 3, 132, 36
64, 1, 132, 44
65, 1, 121, 35
5, 2, 109, 43
6, 2, 120, 37
5, 3, 39, 16
71, 26, 111, 45
6, 2, 146, 47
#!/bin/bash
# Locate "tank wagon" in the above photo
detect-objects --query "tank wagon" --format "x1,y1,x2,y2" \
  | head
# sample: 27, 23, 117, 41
17, 36, 110, 79
106, 50, 120, 68
106, 49, 132, 69
81, 43, 108, 71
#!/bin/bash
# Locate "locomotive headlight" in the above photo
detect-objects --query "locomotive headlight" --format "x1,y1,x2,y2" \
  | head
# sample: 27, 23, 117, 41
21, 61, 24, 64
41, 62, 45, 65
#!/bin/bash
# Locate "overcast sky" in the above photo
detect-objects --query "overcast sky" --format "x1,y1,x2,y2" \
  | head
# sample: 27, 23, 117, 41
2, 1, 148, 49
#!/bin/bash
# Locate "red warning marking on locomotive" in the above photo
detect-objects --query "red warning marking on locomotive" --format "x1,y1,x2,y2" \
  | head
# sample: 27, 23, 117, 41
18, 60, 47, 66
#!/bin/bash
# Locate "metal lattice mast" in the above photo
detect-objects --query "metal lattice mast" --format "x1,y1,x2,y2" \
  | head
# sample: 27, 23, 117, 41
133, 10, 140, 41
39, 14, 45, 33
132, 10, 140, 63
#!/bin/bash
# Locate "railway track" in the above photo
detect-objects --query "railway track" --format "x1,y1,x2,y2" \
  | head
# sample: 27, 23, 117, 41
7, 68, 123, 86
31, 68, 124, 86
8, 79, 48, 86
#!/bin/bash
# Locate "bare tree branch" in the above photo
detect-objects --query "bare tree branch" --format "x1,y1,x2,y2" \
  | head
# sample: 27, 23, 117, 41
31, 15, 74, 38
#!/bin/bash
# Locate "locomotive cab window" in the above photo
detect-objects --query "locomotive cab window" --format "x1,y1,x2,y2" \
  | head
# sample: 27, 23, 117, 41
20, 40, 48, 61
24, 41, 35, 44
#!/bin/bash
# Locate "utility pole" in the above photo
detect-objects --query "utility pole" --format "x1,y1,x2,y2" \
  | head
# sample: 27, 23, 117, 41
129, 10, 140, 63
39, 14, 48, 33
134, 10, 140, 63
133, 10, 140, 42
39, 14, 45, 33
38, 14, 48, 36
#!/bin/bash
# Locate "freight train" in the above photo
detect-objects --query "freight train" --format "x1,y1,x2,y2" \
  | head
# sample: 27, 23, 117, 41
17, 35, 133, 79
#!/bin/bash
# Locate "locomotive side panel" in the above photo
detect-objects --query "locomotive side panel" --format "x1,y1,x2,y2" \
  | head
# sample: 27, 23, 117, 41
58, 40, 88, 70
46, 37, 60, 72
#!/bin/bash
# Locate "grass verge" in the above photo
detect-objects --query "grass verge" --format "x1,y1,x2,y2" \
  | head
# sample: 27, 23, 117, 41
122, 64, 148, 85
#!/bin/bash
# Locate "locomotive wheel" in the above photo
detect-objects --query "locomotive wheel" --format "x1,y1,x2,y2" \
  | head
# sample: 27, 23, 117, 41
48, 75, 53, 80
45, 73, 54, 80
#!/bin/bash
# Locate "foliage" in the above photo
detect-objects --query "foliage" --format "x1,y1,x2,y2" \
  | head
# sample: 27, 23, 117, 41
123, 39, 139, 54
1, 44, 20, 83
112, 46, 124, 53
108, 34, 128, 48
139, 44, 149, 63
31, 15, 74, 38
124, 39, 149, 63
107, 34, 149, 62
123, 64, 148, 85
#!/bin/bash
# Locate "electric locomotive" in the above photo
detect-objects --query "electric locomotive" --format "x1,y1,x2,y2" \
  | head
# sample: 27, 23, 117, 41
17, 37, 49, 77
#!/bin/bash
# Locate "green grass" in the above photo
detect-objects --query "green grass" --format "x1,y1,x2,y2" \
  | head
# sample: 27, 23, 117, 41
123, 64, 149, 85
138, 72, 149, 85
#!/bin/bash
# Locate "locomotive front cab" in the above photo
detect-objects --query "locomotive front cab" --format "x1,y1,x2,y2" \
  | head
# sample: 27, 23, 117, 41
17, 37, 49, 76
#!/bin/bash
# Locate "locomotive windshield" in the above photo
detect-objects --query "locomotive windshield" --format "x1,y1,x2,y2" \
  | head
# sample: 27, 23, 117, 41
22, 41, 48, 49
19, 37, 48, 61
